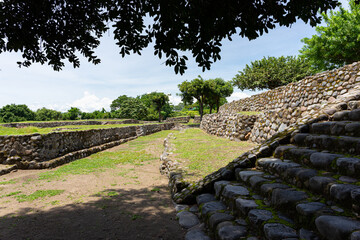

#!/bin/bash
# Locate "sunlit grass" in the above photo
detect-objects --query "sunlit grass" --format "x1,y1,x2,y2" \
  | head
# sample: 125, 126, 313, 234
0, 124, 145, 136
38, 130, 176, 180
15, 190, 64, 202
171, 128, 257, 181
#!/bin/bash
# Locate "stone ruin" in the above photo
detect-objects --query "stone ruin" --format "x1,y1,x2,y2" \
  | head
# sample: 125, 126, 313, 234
169, 62, 360, 240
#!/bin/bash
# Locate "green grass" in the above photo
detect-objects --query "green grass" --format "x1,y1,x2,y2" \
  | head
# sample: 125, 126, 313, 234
0, 180, 17, 185
171, 128, 256, 181
0, 124, 145, 136
15, 190, 64, 202
38, 130, 176, 180
236, 111, 262, 116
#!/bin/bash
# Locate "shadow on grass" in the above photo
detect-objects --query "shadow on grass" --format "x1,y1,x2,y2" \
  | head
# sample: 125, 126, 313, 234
0, 185, 185, 240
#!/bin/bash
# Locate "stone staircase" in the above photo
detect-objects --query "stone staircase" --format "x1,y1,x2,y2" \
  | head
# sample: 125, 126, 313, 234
175, 109, 360, 240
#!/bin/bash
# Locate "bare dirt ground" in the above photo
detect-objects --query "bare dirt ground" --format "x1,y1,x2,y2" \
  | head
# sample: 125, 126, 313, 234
0, 144, 185, 240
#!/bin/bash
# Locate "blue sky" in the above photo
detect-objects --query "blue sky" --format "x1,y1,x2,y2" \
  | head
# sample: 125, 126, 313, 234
0, 1, 349, 112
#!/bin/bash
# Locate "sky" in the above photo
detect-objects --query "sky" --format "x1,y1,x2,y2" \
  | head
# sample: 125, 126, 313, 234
0, 1, 349, 112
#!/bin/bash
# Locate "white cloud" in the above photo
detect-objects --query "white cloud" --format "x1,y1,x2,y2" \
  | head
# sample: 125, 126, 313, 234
226, 91, 251, 102
169, 95, 182, 105
69, 91, 112, 112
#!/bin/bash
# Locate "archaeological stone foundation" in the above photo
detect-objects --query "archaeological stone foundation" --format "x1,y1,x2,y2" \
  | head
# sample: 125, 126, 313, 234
201, 61, 360, 143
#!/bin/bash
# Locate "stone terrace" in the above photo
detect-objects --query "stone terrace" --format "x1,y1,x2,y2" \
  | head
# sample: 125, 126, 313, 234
171, 63, 360, 240
174, 108, 360, 240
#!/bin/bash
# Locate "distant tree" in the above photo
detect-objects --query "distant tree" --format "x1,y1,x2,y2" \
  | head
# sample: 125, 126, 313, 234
118, 98, 148, 120
0, 104, 35, 123
0, 0, 338, 74
66, 107, 81, 120
35, 108, 62, 121
299, 0, 360, 71
148, 92, 169, 122
232, 56, 315, 91
136, 92, 172, 121
178, 76, 209, 121
206, 78, 233, 113
173, 103, 185, 112
110, 95, 133, 111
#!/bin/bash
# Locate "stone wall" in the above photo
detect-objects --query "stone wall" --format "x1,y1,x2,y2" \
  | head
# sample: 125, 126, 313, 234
165, 116, 190, 123
1, 119, 139, 128
193, 116, 201, 123
201, 113, 257, 141
202, 61, 360, 143
0, 123, 174, 168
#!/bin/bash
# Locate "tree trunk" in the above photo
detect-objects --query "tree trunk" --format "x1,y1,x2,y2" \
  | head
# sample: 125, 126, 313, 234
199, 103, 204, 122
158, 109, 161, 122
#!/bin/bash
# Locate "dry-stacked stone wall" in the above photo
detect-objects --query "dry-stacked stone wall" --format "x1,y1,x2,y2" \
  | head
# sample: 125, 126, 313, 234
201, 61, 360, 143
201, 113, 257, 141
193, 116, 201, 123
0, 123, 174, 169
1, 119, 139, 128
165, 116, 190, 123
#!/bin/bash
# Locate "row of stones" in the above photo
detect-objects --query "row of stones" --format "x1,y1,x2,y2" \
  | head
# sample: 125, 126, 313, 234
250, 95, 360, 143
165, 116, 190, 123
220, 62, 360, 114
291, 135, 360, 176
1, 119, 139, 128
257, 153, 360, 215
214, 167, 360, 240
200, 113, 257, 141
0, 123, 175, 166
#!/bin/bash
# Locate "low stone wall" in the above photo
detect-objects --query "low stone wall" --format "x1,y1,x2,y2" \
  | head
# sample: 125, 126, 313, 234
165, 116, 190, 123
202, 62, 360, 143
201, 113, 257, 141
193, 116, 201, 123
1, 119, 139, 128
0, 123, 174, 168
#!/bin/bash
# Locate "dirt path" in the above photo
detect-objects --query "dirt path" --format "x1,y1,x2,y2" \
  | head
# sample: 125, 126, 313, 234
0, 143, 185, 240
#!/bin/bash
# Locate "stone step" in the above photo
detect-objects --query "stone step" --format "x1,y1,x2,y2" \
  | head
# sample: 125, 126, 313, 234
331, 109, 360, 122
309, 121, 360, 137
220, 169, 360, 239
274, 145, 360, 179
214, 178, 320, 239
195, 193, 255, 240
292, 132, 360, 155
257, 157, 360, 213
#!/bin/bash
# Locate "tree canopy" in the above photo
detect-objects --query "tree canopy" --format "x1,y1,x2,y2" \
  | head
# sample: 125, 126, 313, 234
148, 92, 169, 122
0, 0, 339, 74
232, 56, 315, 91
206, 78, 233, 113
0, 104, 35, 123
299, 0, 360, 71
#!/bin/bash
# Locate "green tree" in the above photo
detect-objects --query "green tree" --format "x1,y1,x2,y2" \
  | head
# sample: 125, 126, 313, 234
232, 56, 315, 91
118, 98, 148, 120
178, 76, 209, 121
0, 104, 35, 123
0, 0, 338, 74
136, 93, 172, 121
148, 92, 170, 122
66, 107, 81, 120
110, 95, 133, 111
300, 0, 360, 71
206, 78, 233, 113
35, 108, 62, 121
